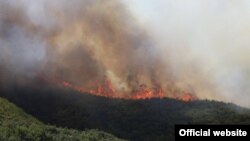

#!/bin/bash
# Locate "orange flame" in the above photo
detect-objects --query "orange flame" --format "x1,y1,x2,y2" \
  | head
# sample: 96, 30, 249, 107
130, 84, 164, 99
176, 93, 198, 102
57, 79, 197, 101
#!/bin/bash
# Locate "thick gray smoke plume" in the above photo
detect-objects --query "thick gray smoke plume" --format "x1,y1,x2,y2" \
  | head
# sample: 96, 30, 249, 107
1, 0, 249, 107
0, 0, 176, 98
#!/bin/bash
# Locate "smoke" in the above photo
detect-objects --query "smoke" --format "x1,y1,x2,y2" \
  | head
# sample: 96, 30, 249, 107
1, 0, 249, 106
0, 0, 176, 97
123, 0, 250, 107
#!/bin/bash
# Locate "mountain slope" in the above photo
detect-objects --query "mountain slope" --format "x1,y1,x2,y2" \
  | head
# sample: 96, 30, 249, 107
0, 97, 125, 141
1, 85, 250, 141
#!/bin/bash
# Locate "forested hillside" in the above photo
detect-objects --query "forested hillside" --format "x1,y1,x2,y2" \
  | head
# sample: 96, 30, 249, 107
0, 97, 125, 141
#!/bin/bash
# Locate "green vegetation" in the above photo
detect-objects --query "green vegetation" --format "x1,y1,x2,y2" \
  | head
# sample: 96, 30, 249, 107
0, 97, 125, 141
1, 85, 250, 141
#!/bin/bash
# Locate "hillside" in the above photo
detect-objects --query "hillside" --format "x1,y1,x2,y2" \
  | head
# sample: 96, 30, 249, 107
0, 97, 125, 141
1, 85, 250, 141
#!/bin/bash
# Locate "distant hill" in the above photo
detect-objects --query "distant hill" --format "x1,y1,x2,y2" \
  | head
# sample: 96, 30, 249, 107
1, 84, 250, 141
0, 97, 125, 141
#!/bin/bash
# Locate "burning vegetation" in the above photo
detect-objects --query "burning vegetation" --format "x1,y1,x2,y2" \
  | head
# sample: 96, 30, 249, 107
56, 79, 197, 101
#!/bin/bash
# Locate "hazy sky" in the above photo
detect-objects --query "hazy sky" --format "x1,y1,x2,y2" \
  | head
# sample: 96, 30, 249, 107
122, 0, 250, 107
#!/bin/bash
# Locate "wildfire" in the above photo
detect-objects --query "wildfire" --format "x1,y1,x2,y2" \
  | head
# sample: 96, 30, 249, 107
61, 80, 121, 98
176, 93, 198, 102
57, 79, 196, 101
130, 84, 164, 99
